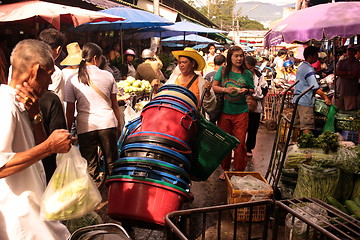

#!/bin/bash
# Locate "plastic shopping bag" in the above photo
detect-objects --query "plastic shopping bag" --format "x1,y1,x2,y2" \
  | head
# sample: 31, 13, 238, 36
41, 146, 102, 221
322, 104, 336, 133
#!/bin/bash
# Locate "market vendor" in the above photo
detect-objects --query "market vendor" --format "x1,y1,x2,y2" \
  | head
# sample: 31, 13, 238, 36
135, 48, 164, 92
167, 47, 216, 114
0, 39, 72, 239
293, 46, 332, 134
334, 44, 360, 111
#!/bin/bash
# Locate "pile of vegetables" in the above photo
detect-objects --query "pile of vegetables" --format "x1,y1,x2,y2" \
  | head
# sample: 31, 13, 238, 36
293, 164, 340, 201
285, 131, 360, 174
297, 131, 339, 153
117, 76, 152, 94
326, 196, 360, 219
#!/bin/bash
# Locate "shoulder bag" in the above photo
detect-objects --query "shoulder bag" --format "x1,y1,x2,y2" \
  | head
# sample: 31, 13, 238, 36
208, 80, 224, 123
89, 80, 111, 106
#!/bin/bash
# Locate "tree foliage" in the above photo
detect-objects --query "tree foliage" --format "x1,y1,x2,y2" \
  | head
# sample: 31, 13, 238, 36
186, 0, 265, 30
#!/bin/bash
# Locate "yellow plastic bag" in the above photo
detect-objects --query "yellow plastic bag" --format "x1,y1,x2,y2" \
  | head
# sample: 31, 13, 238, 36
41, 146, 102, 221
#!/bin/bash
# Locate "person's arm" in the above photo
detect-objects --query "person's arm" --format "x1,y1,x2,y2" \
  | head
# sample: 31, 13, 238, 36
66, 102, 75, 132
110, 94, 122, 137
316, 88, 332, 105
0, 129, 71, 178
334, 60, 358, 79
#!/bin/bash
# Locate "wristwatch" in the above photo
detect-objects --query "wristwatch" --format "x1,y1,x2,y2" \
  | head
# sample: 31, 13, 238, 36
31, 113, 43, 125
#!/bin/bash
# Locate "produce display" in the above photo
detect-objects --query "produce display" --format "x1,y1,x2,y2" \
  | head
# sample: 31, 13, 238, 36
293, 164, 340, 201
281, 130, 360, 203
116, 76, 152, 101
326, 196, 360, 219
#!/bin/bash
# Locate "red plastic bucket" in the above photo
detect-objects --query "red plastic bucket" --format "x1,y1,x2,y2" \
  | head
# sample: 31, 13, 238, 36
140, 104, 197, 143
106, 176, 191, 226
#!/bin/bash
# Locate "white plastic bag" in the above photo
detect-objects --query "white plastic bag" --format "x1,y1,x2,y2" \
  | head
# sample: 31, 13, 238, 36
124, 105, 140, 124
41, 146, 102, 221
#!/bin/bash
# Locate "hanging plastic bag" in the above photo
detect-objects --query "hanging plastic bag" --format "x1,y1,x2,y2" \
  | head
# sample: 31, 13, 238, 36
41, 146, 102, 221
322, 104, 336, 133
124, 104, 140, 124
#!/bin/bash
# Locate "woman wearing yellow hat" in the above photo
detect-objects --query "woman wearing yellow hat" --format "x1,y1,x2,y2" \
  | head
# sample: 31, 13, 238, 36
167, 47, 216, 113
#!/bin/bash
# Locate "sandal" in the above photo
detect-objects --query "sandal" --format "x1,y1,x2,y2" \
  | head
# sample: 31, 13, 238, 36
219, 172, 226, 180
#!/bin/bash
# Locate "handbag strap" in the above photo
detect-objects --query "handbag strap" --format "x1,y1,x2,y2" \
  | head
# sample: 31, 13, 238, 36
89, 80, 111, 106
186, 74, 199, 89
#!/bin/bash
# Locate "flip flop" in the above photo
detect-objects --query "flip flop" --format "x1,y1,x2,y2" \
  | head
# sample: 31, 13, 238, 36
219, 172, 226, 180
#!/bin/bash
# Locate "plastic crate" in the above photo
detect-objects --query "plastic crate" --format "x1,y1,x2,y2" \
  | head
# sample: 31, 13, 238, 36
335, 113, 360, 131
341, 130, 359, 144
225, 171, 273, 222
314, 99, 329, 116
190, 116, 239, 181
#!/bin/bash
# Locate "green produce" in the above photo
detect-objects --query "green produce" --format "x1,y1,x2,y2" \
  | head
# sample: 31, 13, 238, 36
117, 76, 152, 94
344, 200, 360, 219
317, 130, 339, 153
334, 171, 355, 203
351, 175, 360, 200
325, 196, 349, 214
297, 132, 319, 148
293, 164, 340, 201
355, 197, 360, 207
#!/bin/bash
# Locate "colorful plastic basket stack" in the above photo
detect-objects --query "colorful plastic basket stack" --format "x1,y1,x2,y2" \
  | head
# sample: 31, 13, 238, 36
107, 85, 198, 225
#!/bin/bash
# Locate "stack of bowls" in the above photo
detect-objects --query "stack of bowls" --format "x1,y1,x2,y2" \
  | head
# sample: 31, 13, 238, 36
107, 84, 199, 226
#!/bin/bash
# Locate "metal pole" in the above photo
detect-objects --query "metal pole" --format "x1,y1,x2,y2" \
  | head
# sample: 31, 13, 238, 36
120, 24, 124, 64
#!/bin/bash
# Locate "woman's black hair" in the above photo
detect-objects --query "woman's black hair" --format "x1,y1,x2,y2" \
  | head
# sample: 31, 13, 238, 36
245, 55, 257, 67
222, 45, 246, 79
78, 42, 103, 85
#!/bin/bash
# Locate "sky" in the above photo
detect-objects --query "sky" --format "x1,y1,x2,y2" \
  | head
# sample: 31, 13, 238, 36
235, 0, 296, 5
196, 0, 296, 6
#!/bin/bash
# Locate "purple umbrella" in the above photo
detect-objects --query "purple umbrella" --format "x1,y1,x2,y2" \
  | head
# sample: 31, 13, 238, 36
264, 2, 360, 47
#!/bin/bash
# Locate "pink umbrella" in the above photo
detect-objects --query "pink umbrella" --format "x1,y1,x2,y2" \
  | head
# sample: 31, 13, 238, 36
264, 2, 360, 47
0, 1, 125, 30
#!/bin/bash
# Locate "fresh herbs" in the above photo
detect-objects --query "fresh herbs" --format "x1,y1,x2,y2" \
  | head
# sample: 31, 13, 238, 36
317, 130, 340, 153
297, 130, 339, 153
298, 132, 318, 148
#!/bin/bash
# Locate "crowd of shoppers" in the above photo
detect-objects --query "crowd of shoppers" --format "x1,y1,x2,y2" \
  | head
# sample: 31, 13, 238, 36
1, 25, 360, 238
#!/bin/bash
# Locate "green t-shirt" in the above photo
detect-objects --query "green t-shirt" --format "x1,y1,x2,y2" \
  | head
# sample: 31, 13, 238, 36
213, 66, 254, 114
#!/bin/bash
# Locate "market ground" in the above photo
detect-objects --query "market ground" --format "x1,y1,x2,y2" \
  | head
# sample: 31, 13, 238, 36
95, 124, 276, 239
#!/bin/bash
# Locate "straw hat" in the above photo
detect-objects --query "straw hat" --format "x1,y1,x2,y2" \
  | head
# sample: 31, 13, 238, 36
172, 47, 205, 71
60, 42, 82, 66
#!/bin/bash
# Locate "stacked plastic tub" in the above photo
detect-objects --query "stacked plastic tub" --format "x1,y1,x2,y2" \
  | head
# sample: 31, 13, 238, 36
107, 84, 198, 226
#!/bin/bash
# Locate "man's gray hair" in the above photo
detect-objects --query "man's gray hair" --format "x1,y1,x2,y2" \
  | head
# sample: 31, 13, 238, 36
10, 39, 54, 77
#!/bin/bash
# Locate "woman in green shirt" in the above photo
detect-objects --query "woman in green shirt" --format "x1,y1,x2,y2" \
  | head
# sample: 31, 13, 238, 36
212, 46, 254, 179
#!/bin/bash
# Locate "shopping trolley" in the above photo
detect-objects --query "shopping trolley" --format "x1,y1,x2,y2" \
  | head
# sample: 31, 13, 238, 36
265, 81, 315, 199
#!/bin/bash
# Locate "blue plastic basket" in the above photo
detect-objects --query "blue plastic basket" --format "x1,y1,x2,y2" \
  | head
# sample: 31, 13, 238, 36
111, 166, 190, 191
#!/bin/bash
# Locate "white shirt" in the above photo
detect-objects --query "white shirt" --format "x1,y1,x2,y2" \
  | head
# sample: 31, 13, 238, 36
62, 68, 79, 84
48, 65, 65, 102
0, 85, 70, 240
64, 65, 118, 134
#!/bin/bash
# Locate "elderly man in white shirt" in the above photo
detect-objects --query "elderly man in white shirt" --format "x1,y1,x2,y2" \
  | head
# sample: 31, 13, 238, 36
0, 39, 72, 240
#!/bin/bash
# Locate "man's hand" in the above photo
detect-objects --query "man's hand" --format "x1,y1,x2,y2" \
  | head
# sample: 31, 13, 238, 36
46, 129, 72, 154
325, 97, 332, 106
15, 82, 38, 111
